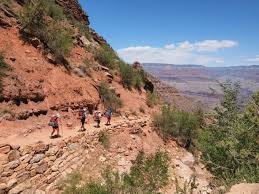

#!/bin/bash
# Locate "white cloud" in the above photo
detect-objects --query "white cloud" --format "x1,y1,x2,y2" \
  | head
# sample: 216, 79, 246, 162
194, 40, 238, 52
246, 55, 259, 62
117, 40, 238, 65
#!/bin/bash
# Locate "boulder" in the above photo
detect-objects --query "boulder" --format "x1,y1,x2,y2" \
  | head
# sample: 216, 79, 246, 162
0, 183, 7, 192
8, 150, 20, 162
33, 142, 48, 154
100, 65, 109, 72
46, 147, 58, 156
30, 154, 45, 164
7, 179, 17, 189
8, 182, 31, 194
0, 145, 11, 154
79, 36, 91, 47
35, 162, 48, 174
7, 160, 20, 169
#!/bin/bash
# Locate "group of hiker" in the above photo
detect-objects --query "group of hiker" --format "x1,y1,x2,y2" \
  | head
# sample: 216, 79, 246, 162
48, 107, 113, 139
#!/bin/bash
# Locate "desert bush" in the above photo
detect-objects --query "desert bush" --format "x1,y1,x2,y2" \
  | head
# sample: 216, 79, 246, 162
78, 59, 92, 77
61, 151, 170, 194
98, 82, 123, 111
94, 45, 118, 69
98, 131, 110, 149
153, 105, 201, 149
146, 91, 159, 108
198, 81, 259, 186
175, 176, 198, 194
20, 0, 73, 62
59, 171, 82, 194
123, 151, 170, 193
46, 21, 73, 61
0, 52, 11, 96
119, 62, 134, 88
119, 62, 146, 90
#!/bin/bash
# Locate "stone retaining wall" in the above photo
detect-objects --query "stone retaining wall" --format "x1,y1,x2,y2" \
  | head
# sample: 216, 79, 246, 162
0, 118, 148, 194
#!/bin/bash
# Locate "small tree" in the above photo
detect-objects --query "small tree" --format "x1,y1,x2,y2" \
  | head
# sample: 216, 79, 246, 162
198, 81, 259, 185
153, 105, 201, 149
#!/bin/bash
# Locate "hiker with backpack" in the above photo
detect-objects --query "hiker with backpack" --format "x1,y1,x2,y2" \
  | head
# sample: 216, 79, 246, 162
93, 110, 102, 128
79, 107, 88, 131
48, 112, 61, 139
104, 107, 112, 125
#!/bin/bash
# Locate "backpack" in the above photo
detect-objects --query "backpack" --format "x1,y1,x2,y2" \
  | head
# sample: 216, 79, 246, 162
106, 108, 112, 117
94, 111, 101, 121
48, 116, 58, 127
79, 109, 85, 118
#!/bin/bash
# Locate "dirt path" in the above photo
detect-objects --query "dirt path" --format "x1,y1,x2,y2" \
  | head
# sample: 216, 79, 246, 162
1, 116, 143, 147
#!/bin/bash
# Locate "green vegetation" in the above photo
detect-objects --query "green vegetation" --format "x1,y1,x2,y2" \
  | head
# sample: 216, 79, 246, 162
0, 53, 11, 97
71, 17, 92, 40
153, 105, 201, 149
94, 45, 119, 69
146, 92, 159, 108
0, 0, 12, 6
98, 131, 110, 149
20, 0, 73, 63
175, 176, 198, 194
198, 81, 259, 186
61, 151, 170, 194
78, 59, 92, 77
123, 151, 169, 193
119, 62, 146, 90
98, 82, 123, 111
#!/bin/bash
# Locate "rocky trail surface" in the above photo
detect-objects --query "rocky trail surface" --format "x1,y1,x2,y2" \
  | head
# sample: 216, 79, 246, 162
0, 115, 212, 194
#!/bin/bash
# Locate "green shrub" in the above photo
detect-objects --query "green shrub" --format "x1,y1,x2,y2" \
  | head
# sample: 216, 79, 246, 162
119, 62, 146, 90
46, 21, 73, 61
146, 92, 159, 108
20, 0, 73, 62
119, 62, 134, 88
98, 82, 123, 111
197, 81, 259, 186
153, 105, 201, 149
61, 151, 169, 194
123, 151, 170, 193
175, 176, 198, 194
98, 131, 110, 149
94, 45, 118, 69
0, 53, 11, 97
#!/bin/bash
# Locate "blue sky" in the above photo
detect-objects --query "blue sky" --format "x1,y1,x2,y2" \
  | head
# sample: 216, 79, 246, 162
80, 0, 259, 66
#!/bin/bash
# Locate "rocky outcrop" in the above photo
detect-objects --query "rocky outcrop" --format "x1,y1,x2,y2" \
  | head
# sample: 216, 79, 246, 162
56, 0, 90, 25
